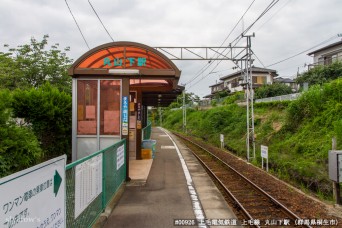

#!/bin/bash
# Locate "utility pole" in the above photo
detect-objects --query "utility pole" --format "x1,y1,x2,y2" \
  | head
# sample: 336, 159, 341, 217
243, 34, 255, 161
183, 90, 187, 133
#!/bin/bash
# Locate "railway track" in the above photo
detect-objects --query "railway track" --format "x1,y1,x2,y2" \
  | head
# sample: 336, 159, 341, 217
173, 132, 311, 228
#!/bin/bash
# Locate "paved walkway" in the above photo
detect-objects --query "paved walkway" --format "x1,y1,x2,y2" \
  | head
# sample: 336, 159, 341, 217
104, 127, 239, 228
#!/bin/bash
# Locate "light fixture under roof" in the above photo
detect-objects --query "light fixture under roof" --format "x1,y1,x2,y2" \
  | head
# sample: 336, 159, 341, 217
108, 69, 139, 75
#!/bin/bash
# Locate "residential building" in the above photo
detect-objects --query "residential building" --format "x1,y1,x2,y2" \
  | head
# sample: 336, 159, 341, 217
203, 81, 224, 99
220, 67, 277, 93
308, 40, 342, 68
273, 76, 298, 92
203, 67, 277, 99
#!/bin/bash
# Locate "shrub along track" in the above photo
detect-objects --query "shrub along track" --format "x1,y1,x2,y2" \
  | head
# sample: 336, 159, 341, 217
173, 132, 341, 227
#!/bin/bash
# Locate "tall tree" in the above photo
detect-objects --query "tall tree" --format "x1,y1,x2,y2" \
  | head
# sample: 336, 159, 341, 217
1, 35, 73, 92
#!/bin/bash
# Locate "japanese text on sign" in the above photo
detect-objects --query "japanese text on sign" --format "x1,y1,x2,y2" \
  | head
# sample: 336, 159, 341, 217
103, 57, 146, 67
122, 96, 129, 135
0, 155, 66, 228
74, 154, 102, 218
117, 145, 125, 170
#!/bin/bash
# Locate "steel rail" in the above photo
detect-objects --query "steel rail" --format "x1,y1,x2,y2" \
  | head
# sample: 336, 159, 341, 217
190, 144, 258, 227
173, 132, 312, 228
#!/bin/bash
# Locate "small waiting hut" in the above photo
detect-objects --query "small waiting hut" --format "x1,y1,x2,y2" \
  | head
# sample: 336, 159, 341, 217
68, 41, 183, 165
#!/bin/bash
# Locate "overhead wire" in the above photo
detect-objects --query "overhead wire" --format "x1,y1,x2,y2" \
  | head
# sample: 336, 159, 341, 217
88, 0, 115, 42
249, 0, 293, 73
211, 0, 280, 70
266, 34, 338, 67
255, 0, 292, 32
64, 0, 90, 50
189, 0, 281, 89
252, 50, 266, 68
185, 0, 257, 88
188, 0, 281, 89
230, 0, 280, 45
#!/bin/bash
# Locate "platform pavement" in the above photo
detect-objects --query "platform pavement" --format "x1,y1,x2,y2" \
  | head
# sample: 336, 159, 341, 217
103, 127, 240, 228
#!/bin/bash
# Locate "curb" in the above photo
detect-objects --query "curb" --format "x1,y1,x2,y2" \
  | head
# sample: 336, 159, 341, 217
92, 183, 126, 228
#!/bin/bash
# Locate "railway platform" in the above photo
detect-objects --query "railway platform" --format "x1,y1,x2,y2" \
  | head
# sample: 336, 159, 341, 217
103, 127, 240, 228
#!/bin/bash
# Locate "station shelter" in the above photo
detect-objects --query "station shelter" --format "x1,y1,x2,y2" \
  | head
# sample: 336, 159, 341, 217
68, 41, 183, 168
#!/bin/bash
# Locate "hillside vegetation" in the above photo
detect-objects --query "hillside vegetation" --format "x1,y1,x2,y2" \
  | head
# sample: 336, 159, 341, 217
162, 78, 342, 200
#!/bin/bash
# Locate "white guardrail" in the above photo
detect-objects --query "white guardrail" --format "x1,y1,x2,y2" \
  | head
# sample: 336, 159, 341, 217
254, 93, 301, 103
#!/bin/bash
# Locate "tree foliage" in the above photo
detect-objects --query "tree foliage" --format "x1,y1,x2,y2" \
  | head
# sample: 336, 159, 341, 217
254, 83, 293, 99
222, 91, 244, 105
296, 61, 342, 86
214, 90, 230, 99
11, 83, 72, 160
168, 92, 200, 109
1, 35, 72, 92
0, 90, 42, 177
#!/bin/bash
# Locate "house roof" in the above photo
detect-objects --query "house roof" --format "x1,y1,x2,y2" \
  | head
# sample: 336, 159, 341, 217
274, 77, 295, 83
220, 66, 277, 80
209, 81, 224, 88
307, 40, 342, 56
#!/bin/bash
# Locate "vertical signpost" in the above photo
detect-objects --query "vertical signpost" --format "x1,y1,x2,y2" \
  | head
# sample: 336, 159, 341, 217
137, 103, 142, 130
261, 145, 268, 172
0, 155, 66, 228
122, 96, 129, 135
220, 134, 224, 149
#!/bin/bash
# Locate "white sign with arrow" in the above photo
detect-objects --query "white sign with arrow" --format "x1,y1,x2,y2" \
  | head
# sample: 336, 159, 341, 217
0, 155, 66, 228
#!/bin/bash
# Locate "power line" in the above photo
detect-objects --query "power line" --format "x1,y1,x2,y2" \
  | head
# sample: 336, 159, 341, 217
64, 0, 90, 50
230, 0, 280, 45
185, 0, 257, 87
218, 0, 257, 51
189, 0, 279, 88
88, 0, 115, 42
189, 0, 281, 89
252, 50, 266, 68
266, 34, 338, 67
255, 0, 292, 32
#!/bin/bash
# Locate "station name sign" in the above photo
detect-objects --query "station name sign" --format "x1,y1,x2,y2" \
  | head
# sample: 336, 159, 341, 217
103, 57, 146, 67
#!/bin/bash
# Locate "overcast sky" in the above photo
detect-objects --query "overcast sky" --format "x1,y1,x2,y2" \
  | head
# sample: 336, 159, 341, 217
1, 0, 341, 97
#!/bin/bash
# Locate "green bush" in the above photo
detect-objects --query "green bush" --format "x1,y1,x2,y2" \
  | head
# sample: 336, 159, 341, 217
222, 92, 244, 105
296, 61, 342, 86
255, 83, 293, 99
11, 83, 72, 160
286, 79, 342, 130
0, 90, 42, 177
